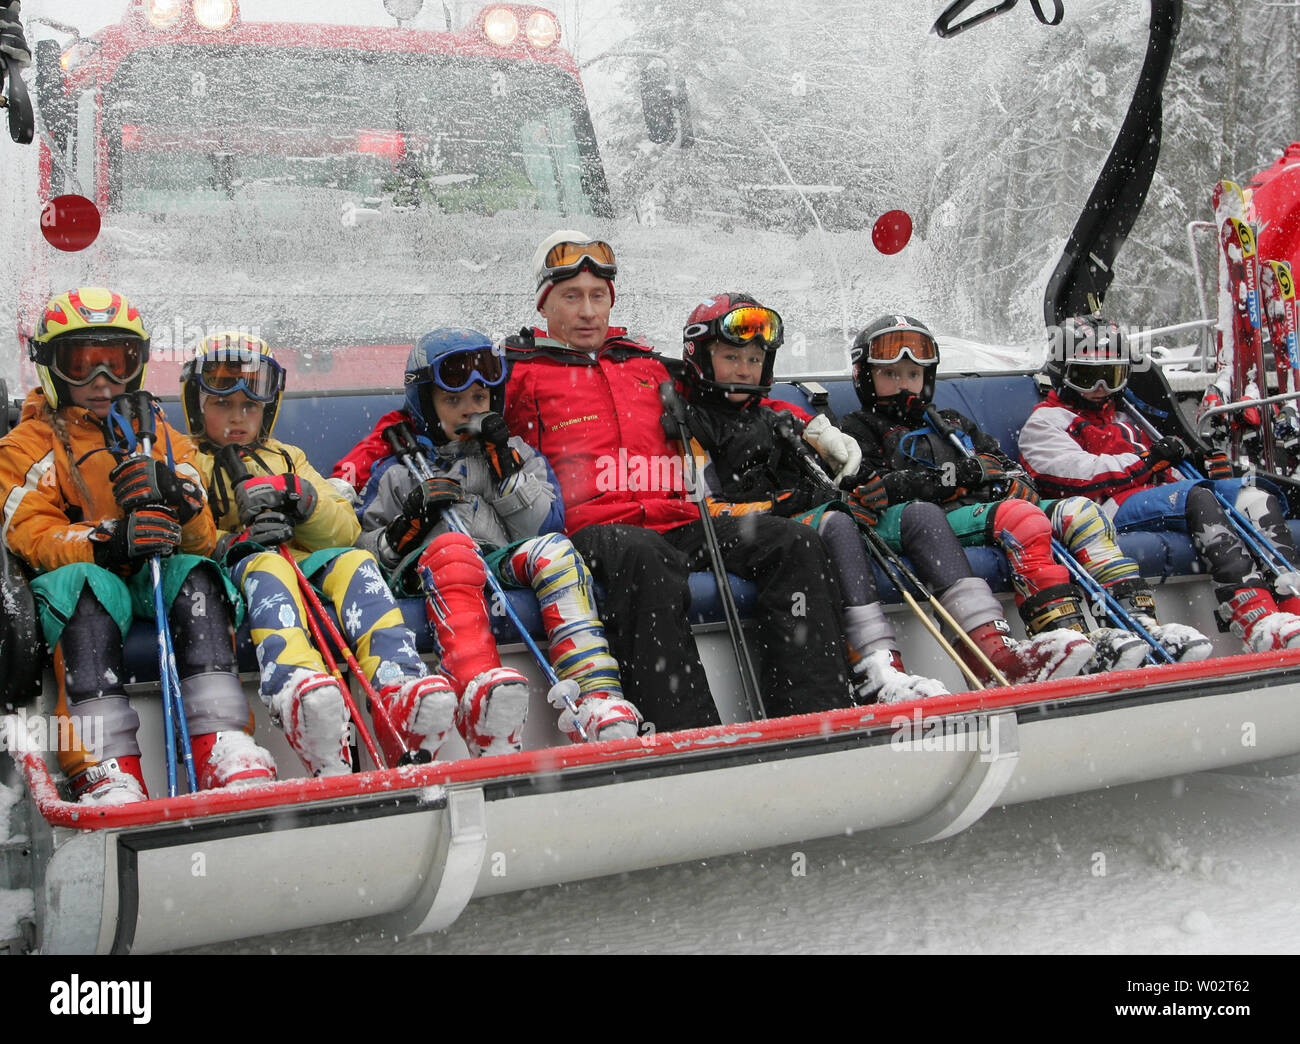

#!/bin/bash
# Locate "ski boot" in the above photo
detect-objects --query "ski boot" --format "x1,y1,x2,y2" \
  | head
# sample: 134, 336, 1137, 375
851, 649, 948, 705
1109, 579, 1213, 663
1221, 587, 1300, 652
190, 731, 277, 790
457, 666, 531, 757
69, 756, 148, 806
1021, 583, 1144, 674
268, 669, 352, 777
554, 688, 641, 743
960, 620, 1093, 685
375, 673, 458, 759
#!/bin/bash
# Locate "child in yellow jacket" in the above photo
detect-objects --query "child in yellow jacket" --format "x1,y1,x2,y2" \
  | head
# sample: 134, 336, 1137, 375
183, 332, 456, 774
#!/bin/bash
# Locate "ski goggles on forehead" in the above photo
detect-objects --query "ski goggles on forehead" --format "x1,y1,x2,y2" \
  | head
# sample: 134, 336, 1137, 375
860, 330, 938, 366
408, 346, 507, 393
1064, 362, 1127, 394
537, 239, 618, 286
686, 306, 784, 348
52, 339, 145, 386
194, 349, 285, 402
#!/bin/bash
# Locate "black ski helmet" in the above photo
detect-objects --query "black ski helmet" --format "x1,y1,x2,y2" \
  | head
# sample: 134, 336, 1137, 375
850, 313, 939, 419
681, 292, 783, 406
404, 328, 507, 445
1045, 315, 1130, 405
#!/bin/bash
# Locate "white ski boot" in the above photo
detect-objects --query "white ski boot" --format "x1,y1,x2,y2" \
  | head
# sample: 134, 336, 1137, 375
268, 669, 352, 777
1144, 621, 1214, 663
549, 680, 641, 743
458, 666, 530, 756
377, 673, 458, 756
852, 649, 948, 704
1084, 626, 1149, 673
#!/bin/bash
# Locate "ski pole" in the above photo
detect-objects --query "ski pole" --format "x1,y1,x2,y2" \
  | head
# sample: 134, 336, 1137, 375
655, 386, 766, 721
381, 423, 588, 739
1049, 537, 1172, 666
215, 446, 412, 769
106, 392, 197, 796
770, 411, 1007, 688
1123, 392, 1298, 577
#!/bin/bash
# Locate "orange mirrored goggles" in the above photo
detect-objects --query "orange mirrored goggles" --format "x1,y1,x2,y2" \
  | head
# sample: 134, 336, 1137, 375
717, 306, 782, 346
195, 349, 284, 402
538, 239, 618, 285
862, 329, 939, 365
52, 340, 145, 386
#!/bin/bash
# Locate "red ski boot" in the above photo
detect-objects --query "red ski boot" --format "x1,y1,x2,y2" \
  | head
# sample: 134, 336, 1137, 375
375, 673, 458, 760
69, 755, 149, 805
960, 620, 1094, 686
1222, 587, 1300, 651
421, 532, 531, 756
190, 731, 278, 790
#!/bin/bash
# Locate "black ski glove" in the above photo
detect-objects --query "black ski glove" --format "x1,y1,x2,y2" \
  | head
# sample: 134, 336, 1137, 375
1145, 436, 1188, 472
234, 473, 318, 526
1201, 451, 1234, 481
216, 512, 296, 565
458, 412, 523, 482
109, 457, 205, 523
384, 476, 463, 556
847, 474, 888, 527
770, 488, 814, 517
0, 3, 31, 69
90, 508, 182, 568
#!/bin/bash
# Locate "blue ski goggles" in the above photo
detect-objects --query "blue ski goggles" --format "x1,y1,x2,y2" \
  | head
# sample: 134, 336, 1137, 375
191, 347, 285, 402
406, 346, 507, 393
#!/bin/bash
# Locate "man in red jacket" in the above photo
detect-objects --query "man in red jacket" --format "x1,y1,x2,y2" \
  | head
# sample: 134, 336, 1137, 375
503, 231, 851, 733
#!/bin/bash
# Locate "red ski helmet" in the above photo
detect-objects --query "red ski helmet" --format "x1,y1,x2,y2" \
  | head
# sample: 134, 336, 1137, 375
681, 292, 783, 406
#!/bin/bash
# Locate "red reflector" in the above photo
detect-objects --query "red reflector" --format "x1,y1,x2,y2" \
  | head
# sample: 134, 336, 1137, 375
357, 130, 405, 160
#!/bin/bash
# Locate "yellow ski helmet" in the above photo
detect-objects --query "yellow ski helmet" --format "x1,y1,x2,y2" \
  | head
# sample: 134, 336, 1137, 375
28, 287, 150, 408
180, 331, 285, 445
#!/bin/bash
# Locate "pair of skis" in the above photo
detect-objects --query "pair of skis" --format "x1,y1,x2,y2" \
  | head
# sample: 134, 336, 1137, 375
1204, 179, 1300, 471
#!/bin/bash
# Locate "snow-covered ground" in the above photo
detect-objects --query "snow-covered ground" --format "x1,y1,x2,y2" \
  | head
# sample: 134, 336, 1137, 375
147, 769, 1296, 955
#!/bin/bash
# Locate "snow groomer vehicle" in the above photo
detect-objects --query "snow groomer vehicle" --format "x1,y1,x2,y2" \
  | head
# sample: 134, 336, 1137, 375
4, 0, 1300, 953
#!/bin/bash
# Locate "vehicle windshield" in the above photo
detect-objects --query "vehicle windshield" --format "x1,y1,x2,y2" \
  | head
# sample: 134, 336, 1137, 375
3, 2, 1158, 397
107, 46, 600, 219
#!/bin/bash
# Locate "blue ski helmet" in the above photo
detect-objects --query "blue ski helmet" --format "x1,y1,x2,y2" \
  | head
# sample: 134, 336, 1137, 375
404, 328, 507, 444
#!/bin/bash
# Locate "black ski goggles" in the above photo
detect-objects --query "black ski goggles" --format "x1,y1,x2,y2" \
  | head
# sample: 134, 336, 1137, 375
537, 239, 618, 287
858, 329, 938, 366
407, 346, 507, 393
193, 347, 285, 402
684, 306, 784, 349
1063, 362, 1127, 395
51, 338, 145, 386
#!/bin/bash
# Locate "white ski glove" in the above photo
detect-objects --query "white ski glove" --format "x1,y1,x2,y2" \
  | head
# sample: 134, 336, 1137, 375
802, 413, 861, 484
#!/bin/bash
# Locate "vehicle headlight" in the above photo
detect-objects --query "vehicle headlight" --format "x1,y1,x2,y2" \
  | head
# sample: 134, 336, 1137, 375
483, 8, 520, 47
193, 0, 237, 31
143, 0, 185, 29
524, 11, 559, 49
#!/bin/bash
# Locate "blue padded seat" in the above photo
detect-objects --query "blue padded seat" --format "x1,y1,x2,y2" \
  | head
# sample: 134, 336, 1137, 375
115, 376, 1290, 683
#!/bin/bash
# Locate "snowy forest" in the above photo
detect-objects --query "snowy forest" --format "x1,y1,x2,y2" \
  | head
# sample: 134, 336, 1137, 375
581, 0, 1300, 351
